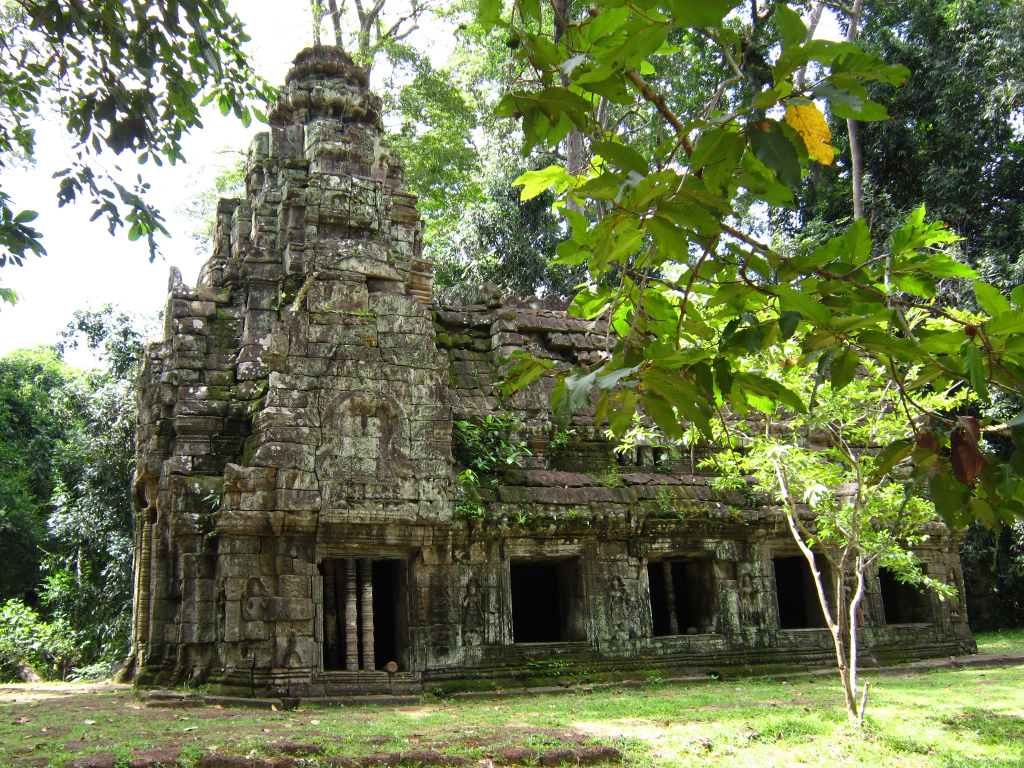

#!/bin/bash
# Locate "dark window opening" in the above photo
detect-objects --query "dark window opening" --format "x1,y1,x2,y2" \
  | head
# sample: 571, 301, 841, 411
510, 559, 584, 643
321, 558, 402, 671
774, 555, 830, 629
878, 567, 931, 624
648, 558, 716, 636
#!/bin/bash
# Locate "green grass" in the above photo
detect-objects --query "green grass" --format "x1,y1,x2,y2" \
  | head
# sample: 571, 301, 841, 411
974, 627, 1024, 654
2, 660, 1024, 767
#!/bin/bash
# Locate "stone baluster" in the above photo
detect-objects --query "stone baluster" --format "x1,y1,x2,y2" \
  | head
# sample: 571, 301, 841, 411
345, 558, 359, 671
360, 559, 375, 671
663, 562, 679, 636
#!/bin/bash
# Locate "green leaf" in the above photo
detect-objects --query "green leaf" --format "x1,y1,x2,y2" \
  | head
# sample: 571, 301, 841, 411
0, 286, 20, 306
929, 463, 970, 527
773, 285, 832, 327
647, 216, 691, 264
609, 389, 638, 437
985, 310, 1024, 337
969, 497, 999, 529
497, 351, 553, 395
843, 218, 871, 264
673, 0, 741, 28
830, 347, 859, 391
552, 240, 587, 266
477, 0, 504, 27
12, 209, 38, 224
779, 310, 801, 340
748, 120, 802, 189
690, 128, 746, 192
1012, 285, 1024, 310
831, 51, 909, 86
575, 173, 620, 201
732, 371, 806, 413
519, 0, 540, 23
962, 343, 990, 404
830, 99, 889, 121
593, 141, 648, 175
641, 370, 712, 435
596, 365, 640, 390
868, 439, 913, 485
753, 82, 794, 109
974, 280, 1011, 317
514, 165, 574, 201
640, 393, 684, 440
773, 2, 806, 49
610, 22, 671, 70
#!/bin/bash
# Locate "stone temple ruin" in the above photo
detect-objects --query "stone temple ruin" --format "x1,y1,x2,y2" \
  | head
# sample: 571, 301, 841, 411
130, 47, 975, 698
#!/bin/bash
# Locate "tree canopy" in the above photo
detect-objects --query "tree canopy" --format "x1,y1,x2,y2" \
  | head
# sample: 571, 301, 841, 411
0, 306, 143, 680
482, 0, 1024, 533
0, 0, 273, 305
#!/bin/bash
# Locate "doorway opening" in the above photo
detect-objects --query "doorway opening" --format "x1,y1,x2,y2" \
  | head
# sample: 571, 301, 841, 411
648, 558, 716, 635
878, 567, 932, 624
321, 558, 403, 671
774, 555, 831, 629
510, 559, 584, 643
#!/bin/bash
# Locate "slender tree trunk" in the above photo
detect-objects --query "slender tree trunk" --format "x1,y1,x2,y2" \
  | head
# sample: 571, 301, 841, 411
774, 459, 864, 723
847, 566, 868, 720
327, 0, 345, 47
310, 0, 323, 45
795, 2, 825, 90
846, 0, 866, 220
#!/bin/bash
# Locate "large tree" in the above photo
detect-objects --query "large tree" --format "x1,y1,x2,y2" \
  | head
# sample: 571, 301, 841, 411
0, 306, 143, 676
794, 0, 1024, 291
0, 346, 74, 601
478, 0, 1024, 721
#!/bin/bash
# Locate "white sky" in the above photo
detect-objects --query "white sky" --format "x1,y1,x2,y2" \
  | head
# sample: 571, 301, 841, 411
0, 4, 840, 363
0, 1, 340, 362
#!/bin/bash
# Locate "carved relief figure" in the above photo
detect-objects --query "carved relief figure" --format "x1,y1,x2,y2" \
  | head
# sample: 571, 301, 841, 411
317, 391, 415, 500
462, 576, 486, 646
242, 578, 268, 622
948, 565, 966, 621
738, 564, 755, 625
608, 575, 629, 637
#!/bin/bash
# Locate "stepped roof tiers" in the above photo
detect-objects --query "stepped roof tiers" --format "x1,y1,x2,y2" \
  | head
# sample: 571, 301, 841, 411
130, 47, 975, 698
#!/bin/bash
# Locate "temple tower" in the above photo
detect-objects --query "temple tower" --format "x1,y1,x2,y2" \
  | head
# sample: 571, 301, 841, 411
132, 47, 452, 694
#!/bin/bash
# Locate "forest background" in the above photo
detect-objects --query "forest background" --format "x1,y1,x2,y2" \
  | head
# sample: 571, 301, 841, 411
2, 0, 1024, 681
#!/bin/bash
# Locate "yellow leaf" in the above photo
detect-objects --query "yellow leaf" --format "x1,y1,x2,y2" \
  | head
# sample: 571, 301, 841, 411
785, 104, 834, 166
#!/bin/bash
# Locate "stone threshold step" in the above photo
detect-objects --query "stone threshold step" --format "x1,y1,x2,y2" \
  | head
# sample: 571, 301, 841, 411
137, 653, 1024, 708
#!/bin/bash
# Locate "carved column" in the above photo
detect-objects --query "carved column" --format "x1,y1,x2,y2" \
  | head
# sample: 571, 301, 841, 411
360, 559, 375, 670
345, 558, 359, 671
663, 562, 679, 636
323, 559, 339, 669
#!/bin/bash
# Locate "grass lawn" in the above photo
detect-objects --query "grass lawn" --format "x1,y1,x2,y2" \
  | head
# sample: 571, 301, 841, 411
1, 631, 1022, 768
